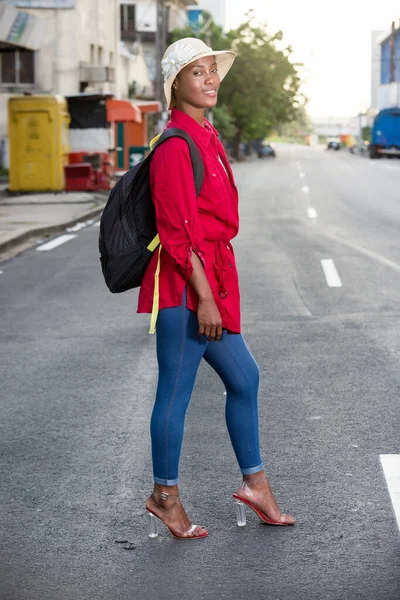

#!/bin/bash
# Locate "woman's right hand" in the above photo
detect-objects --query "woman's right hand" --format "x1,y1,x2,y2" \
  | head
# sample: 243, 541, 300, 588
188, 250, 222, 341
197, 297, 223, 341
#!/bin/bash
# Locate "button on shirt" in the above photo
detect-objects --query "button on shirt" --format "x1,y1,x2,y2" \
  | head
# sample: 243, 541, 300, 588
137, 108, 241, 333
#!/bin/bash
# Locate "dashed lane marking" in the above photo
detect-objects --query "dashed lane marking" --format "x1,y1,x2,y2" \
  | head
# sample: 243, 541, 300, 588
307, 207, 318, 219
302, 185, 310, 194
94, 221, 101, 227
380, 454, 400, 531
36, 234, 77, 251
66, 218, 96, 233
66, 222, 88, 233
321, 259, 342, 287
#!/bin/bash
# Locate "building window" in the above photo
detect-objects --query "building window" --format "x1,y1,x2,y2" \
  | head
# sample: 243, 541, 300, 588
109, 51, 114, 66
98, 45, 103, 65
19, 50, 34, 84
90, 44, 95, 64
1, 51, 15, 84
0, 49, 34, 85
120, 4, 136, 32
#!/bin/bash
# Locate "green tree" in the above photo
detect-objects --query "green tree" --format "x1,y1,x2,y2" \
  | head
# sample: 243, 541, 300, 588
222, 16, 302, 156
212, 104, 236, 140
362, 125, 371, 142
171, 11, 303, 158
279, 103, 312, 139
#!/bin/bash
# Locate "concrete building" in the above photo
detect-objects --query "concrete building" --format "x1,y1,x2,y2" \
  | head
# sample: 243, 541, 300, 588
0, 0, 155, 166
0, 1, 118, 146
371, 20, 400, 112
1, 1, 119, 96
311, 116, 364, 138
370, 30, 384, 113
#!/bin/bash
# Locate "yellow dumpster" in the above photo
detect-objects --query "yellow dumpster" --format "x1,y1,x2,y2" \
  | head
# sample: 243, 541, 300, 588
8, 95, 70, 192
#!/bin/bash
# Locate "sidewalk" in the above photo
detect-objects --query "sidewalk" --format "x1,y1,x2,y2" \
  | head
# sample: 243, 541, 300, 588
0, 186, 107, 259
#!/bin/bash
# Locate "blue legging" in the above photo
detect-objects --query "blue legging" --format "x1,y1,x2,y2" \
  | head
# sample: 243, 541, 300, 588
151, 293, 264, 485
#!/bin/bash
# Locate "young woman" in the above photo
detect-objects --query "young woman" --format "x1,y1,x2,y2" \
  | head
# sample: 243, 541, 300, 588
137, 38, 296, 539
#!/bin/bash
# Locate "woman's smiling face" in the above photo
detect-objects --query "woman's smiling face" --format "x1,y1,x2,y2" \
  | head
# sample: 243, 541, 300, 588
173, 55, 220, 110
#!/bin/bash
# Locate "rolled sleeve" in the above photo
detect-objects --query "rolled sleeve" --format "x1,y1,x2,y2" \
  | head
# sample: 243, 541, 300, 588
150, 137, 205, 280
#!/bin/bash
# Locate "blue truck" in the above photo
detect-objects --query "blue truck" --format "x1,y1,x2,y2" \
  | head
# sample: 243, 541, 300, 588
370, 107, 400, 158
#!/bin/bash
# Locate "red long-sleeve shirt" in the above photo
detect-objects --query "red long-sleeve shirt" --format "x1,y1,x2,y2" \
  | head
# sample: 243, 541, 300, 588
137, 108, 241, 333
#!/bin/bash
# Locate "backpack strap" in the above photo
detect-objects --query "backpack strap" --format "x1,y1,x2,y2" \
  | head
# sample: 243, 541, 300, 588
147, 128, 205, 335
153, 127, 204, 197
146, 128, 204, 255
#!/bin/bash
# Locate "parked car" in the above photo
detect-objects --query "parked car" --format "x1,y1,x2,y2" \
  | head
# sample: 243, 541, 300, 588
327, 138, 341, 150
369, 107, 400, 159
258, 142, 276, 158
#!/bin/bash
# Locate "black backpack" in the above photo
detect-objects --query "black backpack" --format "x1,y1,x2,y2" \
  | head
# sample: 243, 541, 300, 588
99, 128, 204, 293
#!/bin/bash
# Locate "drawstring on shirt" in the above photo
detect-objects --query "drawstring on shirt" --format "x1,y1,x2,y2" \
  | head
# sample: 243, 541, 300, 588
213, 240, 230, 300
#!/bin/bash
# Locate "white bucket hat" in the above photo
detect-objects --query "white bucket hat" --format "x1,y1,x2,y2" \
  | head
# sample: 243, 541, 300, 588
162, 37, 236, 110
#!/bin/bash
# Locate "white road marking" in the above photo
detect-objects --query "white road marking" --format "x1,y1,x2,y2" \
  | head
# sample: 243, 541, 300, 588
307, 207, 318, 219
299, 172, 305, 179
302, 185, 310, 194
37, 234, 77, 251
66, 218, 96, 233
329, 235, 400, 274
0, 270, 3, 275
295, 161, 302, 171
380, 454, 400, 531
66, 222, 86, 233
321, 259, 342, 287
94, 221, 101, 227
369, 161, 400, 172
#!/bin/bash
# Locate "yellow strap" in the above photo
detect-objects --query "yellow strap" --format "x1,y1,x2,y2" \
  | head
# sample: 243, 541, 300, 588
147, 233, 160, 252
146, 134, 163, 334
150, 133, 162, 150
148, 244, 162, 335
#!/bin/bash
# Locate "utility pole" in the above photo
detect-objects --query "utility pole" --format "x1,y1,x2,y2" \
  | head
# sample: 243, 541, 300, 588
155, 0, 168, 128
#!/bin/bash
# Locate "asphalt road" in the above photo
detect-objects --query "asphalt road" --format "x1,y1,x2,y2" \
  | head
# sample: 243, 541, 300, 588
0, 146, 399, 600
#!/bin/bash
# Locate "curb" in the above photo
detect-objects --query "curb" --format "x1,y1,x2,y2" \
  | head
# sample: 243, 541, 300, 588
0, 202, 105, 256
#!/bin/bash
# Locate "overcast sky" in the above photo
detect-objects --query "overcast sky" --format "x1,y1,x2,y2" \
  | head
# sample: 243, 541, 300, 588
228, 0, 400, 117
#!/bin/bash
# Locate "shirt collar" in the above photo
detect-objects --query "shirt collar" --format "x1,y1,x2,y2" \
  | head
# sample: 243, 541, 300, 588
169, 108, 217, 147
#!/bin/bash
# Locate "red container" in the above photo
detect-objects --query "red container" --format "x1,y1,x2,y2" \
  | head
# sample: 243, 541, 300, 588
67, 152, 112, 190
64, 163, 95, 191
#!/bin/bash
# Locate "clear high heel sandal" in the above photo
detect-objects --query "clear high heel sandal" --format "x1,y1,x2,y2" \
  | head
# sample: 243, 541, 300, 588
146, 491, 208, 540
233, 494, 295, 526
